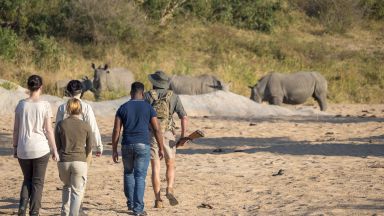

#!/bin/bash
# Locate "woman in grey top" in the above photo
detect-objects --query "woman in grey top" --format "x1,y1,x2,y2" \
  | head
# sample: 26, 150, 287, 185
13, 75, 59, 216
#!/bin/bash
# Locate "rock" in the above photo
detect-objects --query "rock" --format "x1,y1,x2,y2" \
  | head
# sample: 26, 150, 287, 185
272, 169, 284, 176
198, 203, 213, 209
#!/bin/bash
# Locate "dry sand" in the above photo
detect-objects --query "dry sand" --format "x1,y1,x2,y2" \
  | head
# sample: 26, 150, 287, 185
0, 85, 383, 215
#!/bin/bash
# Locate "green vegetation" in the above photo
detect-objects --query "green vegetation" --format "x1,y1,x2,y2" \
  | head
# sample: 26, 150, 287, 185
0, 0, 383, 103
0, 81, 17, 90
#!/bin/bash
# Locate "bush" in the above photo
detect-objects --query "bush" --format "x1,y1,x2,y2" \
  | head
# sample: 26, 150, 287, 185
142, 0, 282, 32
293, 0, 362, 33
0, 81, 17, 90
33, 35, 63, 70
360, 0, 384, 20
0, 28, 19, 60
59, 0, 150, 44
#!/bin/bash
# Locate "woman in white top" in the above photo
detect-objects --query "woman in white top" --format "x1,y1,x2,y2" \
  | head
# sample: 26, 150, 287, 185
13, 75, 59, 216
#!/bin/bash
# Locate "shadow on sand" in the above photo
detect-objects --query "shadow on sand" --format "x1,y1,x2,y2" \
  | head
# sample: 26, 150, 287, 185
176, 136, 384, 158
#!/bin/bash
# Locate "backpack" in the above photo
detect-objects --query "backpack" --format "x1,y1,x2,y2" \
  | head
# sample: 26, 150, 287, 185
149, 90, 173, 132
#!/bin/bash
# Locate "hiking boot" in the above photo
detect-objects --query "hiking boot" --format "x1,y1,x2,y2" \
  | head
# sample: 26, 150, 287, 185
166, 187, 179, 206
154, 200, 164, 208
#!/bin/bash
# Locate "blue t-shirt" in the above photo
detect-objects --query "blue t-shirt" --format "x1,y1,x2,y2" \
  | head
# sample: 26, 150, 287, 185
116, 100, 157, 145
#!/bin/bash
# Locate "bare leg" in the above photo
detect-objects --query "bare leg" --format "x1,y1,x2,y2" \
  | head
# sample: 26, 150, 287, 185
165, 159, 175, 189
165, 159, 178, 206
151, 159, 161, 201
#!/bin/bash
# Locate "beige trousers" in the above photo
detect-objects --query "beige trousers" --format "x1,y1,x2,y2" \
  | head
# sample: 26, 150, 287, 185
58, 161, 88, 216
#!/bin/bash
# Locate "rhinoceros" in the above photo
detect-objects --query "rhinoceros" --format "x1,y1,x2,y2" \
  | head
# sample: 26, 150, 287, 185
55, 76, 95, 98
92, 63, 135, 100
169, 74, 229, 95
249, 71, 328, 111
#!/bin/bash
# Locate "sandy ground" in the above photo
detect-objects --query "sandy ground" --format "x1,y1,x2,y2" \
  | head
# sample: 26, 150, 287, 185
0, 104, 383, 215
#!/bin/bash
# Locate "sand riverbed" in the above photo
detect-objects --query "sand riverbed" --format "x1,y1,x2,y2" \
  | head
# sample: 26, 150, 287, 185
0, 104, 383, 215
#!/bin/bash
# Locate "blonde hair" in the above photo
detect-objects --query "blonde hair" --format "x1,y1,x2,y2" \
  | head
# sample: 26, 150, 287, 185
66, 98, 82, 116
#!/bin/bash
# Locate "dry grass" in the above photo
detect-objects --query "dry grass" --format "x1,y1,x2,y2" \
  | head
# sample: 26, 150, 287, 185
0, 12, 383, 103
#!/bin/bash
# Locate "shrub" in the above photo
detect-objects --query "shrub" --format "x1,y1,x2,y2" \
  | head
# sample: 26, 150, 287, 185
33, 35, 63, 70
142, 0, 282, 32
0, 28, 19, 60
293, 0, 362, 33
0, 81, 17, 90
59, 0, 150, 44
360, 0, 384, 20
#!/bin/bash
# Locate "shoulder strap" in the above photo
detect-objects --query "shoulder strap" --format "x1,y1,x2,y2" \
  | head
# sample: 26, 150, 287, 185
149, 90, 159, 101
164, 90, 173, 102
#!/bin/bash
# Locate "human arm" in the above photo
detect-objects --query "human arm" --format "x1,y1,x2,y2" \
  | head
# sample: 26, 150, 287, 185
54, 122, 62, 155
84, 105, 103, 156
150, 117, 164, 160
180, 116, 188, 138
173, 95, 188, 137
44, 116, 59, 161
12, 112, 19, 158
112, 116, 122, 163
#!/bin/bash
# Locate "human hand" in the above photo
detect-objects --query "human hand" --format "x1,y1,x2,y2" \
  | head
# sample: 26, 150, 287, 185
158, 149, 164, 160
176, 137, 191, 148
52, 151, 60, 162
112, 151, 119, 163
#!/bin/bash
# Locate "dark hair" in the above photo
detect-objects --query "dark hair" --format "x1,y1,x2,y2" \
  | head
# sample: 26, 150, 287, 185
66, 80, 83, 96
27, 75, 43, 92
131, 82, 145, 94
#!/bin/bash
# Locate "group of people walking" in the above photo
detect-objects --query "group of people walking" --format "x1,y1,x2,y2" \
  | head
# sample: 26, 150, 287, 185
13, 71, 188, 216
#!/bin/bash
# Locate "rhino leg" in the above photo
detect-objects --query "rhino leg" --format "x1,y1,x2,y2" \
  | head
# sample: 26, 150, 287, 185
94, 90, 101, 101
313, 93, 327, 111
270, 96, 283, 106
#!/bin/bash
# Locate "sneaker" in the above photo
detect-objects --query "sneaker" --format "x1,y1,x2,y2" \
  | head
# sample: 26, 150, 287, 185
154, 200, 164, 208
166, 187, 179, 206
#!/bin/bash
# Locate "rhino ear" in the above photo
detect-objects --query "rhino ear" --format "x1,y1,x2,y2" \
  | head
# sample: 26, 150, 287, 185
91, 63, 96, 69
104, 64, 109, 70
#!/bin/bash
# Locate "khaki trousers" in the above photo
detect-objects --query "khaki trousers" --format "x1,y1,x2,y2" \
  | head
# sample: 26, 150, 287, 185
58, 161, 88, 216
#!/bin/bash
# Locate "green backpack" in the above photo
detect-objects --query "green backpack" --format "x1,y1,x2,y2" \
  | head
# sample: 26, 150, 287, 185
149, 90, 173, 132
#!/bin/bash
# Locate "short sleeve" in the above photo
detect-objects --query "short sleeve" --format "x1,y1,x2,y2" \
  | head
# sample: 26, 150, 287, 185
116, 106, 123, 119
173, 95, 187, 118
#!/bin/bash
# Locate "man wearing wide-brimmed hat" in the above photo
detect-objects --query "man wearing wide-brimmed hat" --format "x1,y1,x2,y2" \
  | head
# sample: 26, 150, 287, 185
145, 70, 188, 208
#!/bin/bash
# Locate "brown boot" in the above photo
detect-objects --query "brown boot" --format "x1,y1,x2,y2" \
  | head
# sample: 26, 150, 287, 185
154, 200, 164, 208
166, 187, 179, 206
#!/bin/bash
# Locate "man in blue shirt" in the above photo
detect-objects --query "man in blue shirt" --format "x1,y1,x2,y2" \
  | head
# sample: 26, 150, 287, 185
112, 82, 164, 216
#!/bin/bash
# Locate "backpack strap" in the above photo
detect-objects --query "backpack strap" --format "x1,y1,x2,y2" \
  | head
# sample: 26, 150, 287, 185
149, 90, 159, 103
164, 90, 173, 102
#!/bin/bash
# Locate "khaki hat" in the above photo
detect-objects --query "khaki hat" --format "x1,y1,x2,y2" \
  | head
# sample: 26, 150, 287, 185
148, 70, 170, 89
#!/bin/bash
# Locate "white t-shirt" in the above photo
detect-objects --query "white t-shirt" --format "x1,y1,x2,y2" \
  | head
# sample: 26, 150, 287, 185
15, 99, 52, 159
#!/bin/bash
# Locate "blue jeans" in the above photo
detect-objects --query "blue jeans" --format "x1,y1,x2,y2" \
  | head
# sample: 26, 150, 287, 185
121, 143, 150, 214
